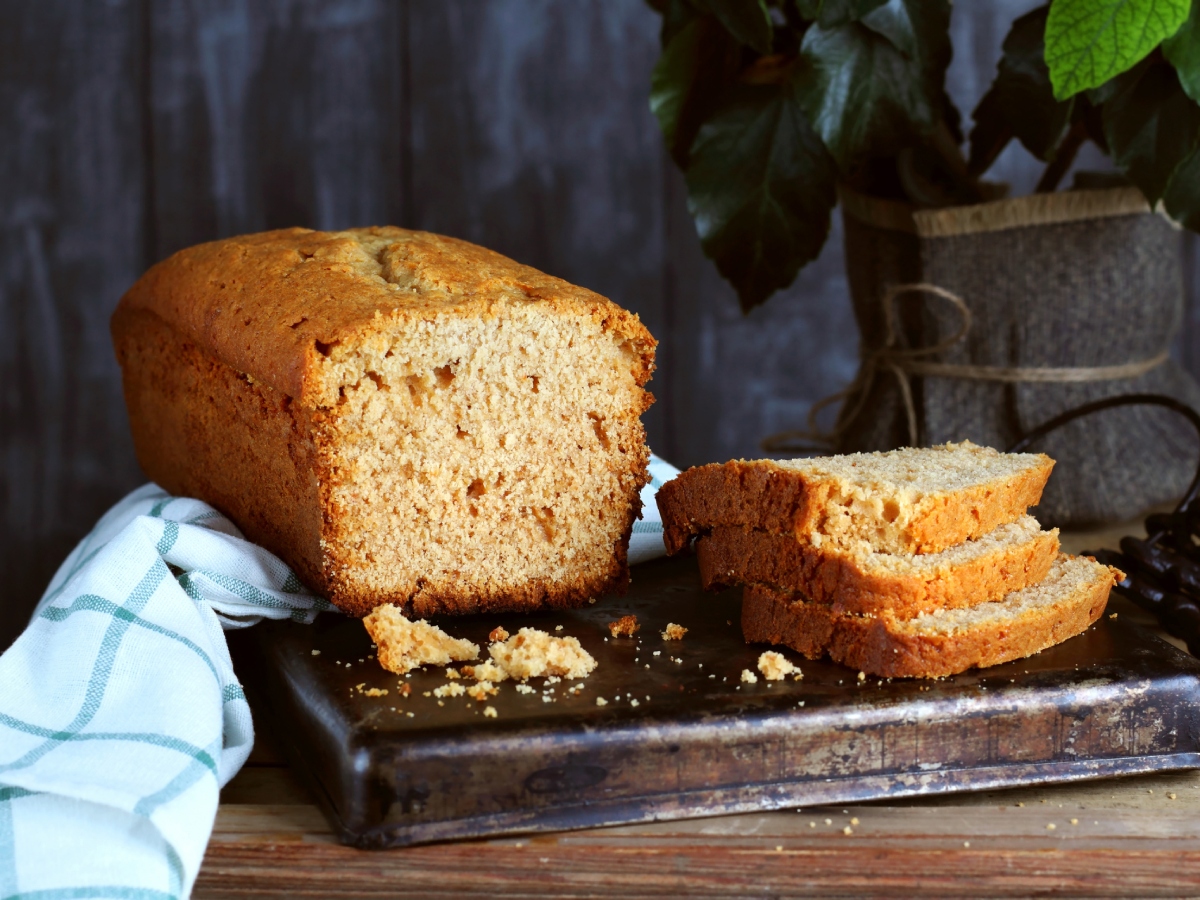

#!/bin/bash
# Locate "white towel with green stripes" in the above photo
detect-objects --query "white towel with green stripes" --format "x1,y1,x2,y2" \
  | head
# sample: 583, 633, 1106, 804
0, 454, 678, 898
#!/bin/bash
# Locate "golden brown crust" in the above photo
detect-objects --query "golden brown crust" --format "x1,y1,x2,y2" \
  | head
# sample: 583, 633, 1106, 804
740, 570, 1113, 679
657, 456, 1053, 556
697, 524, 1060, 618
117, 227, 656, 408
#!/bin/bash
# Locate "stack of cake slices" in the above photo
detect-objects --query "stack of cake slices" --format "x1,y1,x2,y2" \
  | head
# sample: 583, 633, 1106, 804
656, 442, 1121, 678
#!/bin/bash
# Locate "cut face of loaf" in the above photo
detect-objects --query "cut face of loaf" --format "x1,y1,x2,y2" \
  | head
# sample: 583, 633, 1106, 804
657, 442, 1053, 556
741, 555, 1117, 678
698, 516, 1060, 618
112, 227, 656, 616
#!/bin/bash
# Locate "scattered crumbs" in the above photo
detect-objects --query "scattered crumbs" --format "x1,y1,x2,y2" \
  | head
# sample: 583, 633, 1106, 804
609, 615, 640, 638
489, 626, 510, 643
741, 669, 758, 684
757, 651, 799, 681
363, 606, 480, 674
646, 665, 651, 669
444, 669, 461, 681
542, 695, 553, 703
775, 845, 782, 852
362, 687, 388, 698
963, 841, 970, 848
850, 817, 859, 826
345, 663, 352, 668
726, 620, 732, 626
1046, 823, 1056, 831
797, 701, 805, 707
423, 691, 432, 698
516, 684, 535, 695
857, 671, 866, 682
489, 628, 596, 680
824, 818, 832, 825
555, 625, 564, 632
698, 663, 703, 669
661, 623, 688, 641
355, 683, 365, 691
630, 699, 640, 707
596, 697, 608, 706
652, 651, 661, 657
1109, 612, 1118, 619
588, 598, 596, 604
433, 683, 466, 699
674, 657, 682, 664
406, 711, 414, 718
311, 649, 320, 656
1070, 818, 1079, 825
483, 706, 498, 718
358, 659, 364, 663
468, 682, 498, 702
1148, 789, 1155, 794
1169, 792, 1178, 800
398, 684, 412, 698
546, 675, 562, 685
808, 822, 815, 828
437, 700, 444, 707
708, 674, 716, 679
842, 826, 853, 836
1016, 802, 1024, 808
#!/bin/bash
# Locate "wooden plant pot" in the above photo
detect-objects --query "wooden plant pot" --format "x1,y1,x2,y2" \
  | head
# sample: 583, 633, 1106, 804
835, 186, 1200, 527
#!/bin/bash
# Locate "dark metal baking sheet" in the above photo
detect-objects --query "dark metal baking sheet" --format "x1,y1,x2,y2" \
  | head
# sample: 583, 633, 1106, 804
229, 555, 1200, 849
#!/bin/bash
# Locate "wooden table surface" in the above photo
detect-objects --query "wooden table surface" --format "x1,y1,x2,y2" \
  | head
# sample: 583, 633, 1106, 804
197, 519, 1200, 898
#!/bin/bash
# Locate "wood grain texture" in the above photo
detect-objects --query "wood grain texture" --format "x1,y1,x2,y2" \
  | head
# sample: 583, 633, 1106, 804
200, 768, 1200, 898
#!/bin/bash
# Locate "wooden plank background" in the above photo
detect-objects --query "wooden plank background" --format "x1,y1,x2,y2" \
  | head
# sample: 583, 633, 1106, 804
1, 0, 1197, 651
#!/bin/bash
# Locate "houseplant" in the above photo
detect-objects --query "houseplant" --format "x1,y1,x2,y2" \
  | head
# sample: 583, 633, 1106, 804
647, 0, 1200, 524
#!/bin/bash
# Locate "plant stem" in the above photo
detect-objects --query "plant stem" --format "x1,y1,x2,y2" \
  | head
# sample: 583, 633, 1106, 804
1035, 120, 1087, 193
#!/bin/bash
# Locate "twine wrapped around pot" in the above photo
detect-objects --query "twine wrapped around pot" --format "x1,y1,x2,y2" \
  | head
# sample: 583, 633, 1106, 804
801, 187, 1200, 527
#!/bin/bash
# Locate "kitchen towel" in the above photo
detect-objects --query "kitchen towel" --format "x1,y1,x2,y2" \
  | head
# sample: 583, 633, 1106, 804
0, 453, 679, 898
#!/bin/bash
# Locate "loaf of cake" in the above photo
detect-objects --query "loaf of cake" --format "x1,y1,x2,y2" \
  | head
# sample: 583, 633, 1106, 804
741, 555, 1117, 678
112, 227, 656, 616
656, 442, 1054, 556
696, 515, 1060, 617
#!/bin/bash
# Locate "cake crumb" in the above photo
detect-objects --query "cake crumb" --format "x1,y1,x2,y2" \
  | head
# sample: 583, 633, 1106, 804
741, 669, 758, 684
489, 626, 510, 643
362, 687, 388, 698
444, 669, 461, 680
608, 615, 640, 638
1070, 818, 1079, 824
1169, 792, 1178, 800
1046, 823, 1056, 830
488, 627, 597, 680
311, 649, 321, 656
463, 661, 509, 683
595, 697, 608, 706
661, 623, 687, 641
433, 682, 466, 698
842, 826, 853, 835
515, 684, 535, 695
397, 683, 411, 698
850, 817, 859, 825
757, 651, 799, 681
1109, 612, 1118, 619
483, 706, 498, 718
363, 606, 479, 674
467, 681, 499, 702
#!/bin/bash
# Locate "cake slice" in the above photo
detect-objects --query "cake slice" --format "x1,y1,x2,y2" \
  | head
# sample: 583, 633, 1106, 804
697, 516, 1060, 618
657, 442, 1053, 556
741, 555, 1118, 679
112, 227, 656, 617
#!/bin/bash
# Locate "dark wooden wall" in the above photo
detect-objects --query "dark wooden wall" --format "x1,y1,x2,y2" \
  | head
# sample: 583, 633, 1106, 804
2, 0, 1197, 650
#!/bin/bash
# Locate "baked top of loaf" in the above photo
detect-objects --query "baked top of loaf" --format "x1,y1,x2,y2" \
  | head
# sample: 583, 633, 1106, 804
657, 442, 1053, 556
118, 226, 656, 408
741, 554, 1116, 678
697, 515, 1060, 617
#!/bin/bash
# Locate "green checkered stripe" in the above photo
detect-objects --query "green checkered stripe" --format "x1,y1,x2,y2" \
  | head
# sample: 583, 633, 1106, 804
0, 485, 331, 899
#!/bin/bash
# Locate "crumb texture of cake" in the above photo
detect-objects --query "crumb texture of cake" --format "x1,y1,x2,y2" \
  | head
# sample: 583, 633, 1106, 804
757, 651, 799, 681
363, 606, 479, 674
487, 627, 597, 680
741, 555, 1117, 678
609, 615, 640, 637
112, 227, 656, 617
657, 442, 1052, 556
661, 623, 688, 640
698, 516, 1060, 617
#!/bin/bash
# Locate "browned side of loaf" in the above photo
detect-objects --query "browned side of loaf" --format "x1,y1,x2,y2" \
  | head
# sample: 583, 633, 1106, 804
698, 524, 1059, 618
112, 304, 629, 618
656, 458, 1053, 556
740, 578, 1112, 679
112, 304, 331, 595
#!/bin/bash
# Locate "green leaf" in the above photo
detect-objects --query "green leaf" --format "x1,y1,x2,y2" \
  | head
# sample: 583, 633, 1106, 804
694, 0, 774, 54
1163, 144, 1200, 229
795, 0, 951, 172
1044, 0, 1191, 100
684, 73, 838, 310
1102, 57, 1200, 202
1163, 0, 1200, 103
650, 14, 741, 166
801, 0, 891, 28
969, 5, 1075, 170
